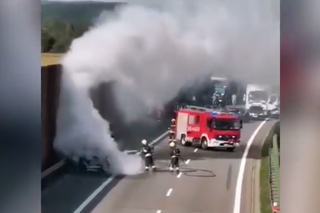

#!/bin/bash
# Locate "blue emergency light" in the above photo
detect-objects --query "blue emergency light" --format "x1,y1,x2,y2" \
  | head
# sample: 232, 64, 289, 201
210, 111, 238, 118
210, 112, 220, 117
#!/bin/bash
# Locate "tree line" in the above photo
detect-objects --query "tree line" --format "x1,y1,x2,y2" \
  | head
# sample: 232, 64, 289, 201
41, 18, 88, 53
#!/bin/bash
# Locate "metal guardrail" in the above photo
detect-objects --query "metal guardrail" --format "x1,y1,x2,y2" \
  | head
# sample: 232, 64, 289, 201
269, 134, 280, 212
41, 159, 67, 179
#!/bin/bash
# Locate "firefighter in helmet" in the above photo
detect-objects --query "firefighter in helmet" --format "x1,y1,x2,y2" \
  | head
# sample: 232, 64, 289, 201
141, 139, 156, 171
169, 142, 180, 173
169, 118, 176, 143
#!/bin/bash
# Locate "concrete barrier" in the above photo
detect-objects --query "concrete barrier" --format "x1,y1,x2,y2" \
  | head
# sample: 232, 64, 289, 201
269, 133, 280, 212
267, 121, 280, 212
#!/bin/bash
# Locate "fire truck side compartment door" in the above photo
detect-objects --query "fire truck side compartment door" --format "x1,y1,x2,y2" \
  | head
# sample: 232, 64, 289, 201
176, 112, 188, 139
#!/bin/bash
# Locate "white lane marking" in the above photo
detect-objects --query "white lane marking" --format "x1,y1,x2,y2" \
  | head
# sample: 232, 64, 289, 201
177, 172, 182, 178
73, 176, 116, 213
166, 188, 173, 196
233, 119, 268, 213
73, 131, 169, 213
185, 159, 190, 164
156, 210, 162, 213
194, 148, 198, 153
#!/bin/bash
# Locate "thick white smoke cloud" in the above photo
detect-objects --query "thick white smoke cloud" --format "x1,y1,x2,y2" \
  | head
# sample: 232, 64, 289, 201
54, 72, 144, 175
53, 0, 279, 175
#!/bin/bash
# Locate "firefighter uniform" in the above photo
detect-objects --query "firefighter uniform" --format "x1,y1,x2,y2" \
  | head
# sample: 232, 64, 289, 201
169, 142, 180, 172
169, 118, 176, 142
141, 139, 156, 171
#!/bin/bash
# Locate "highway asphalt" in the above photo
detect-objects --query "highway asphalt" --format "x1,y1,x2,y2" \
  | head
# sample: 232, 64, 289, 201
42, 119, 277, 213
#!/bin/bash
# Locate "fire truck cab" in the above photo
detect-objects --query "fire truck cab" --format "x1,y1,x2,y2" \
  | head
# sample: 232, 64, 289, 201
175, 105, 242, 151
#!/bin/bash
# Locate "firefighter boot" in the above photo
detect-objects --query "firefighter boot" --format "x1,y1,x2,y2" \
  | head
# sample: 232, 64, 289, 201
176, 167, 180, 174
151, 165, 156, 171
169, 166, 174, 172
145, 166, 149, 171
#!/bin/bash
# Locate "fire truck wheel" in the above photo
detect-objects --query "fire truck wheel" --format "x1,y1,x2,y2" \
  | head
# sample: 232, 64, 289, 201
201, 138, 208, 150
180, 135, 189, 146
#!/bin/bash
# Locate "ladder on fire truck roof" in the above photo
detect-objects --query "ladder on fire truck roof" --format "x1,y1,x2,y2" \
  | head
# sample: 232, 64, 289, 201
183, 105, 223, 113
183, 105, 210, 111
183, 105, 235, 115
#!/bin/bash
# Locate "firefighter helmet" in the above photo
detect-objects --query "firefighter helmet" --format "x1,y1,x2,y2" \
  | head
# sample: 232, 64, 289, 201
171, 118, 176, 123
169, 142, 175, 147
141, 139, 147, 145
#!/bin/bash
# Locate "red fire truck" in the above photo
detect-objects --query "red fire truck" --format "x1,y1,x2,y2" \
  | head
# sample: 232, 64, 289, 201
175, 105, 242, 151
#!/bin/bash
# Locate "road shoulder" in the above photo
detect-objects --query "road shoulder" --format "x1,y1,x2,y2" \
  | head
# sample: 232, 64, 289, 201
240, 120, 277, 213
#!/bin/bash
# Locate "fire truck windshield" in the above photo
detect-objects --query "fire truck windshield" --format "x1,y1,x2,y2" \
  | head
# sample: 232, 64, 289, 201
211, 119, 241, 130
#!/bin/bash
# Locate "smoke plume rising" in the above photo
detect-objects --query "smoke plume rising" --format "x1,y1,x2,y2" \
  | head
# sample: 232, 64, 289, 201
53, 0, 279, 175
